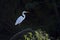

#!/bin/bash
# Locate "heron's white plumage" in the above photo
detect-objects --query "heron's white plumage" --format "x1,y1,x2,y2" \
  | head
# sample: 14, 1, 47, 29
15, 11, 29, 25
15, 16, 25, 25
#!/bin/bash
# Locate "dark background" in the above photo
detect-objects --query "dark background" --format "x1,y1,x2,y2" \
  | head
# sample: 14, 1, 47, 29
0, 0, 60, 40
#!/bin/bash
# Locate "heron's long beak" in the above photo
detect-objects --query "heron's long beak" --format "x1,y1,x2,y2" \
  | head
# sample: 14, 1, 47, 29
26, 11, 30, 13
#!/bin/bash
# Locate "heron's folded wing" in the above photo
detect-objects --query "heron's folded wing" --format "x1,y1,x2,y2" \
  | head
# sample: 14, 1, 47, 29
15, 16, 24, 25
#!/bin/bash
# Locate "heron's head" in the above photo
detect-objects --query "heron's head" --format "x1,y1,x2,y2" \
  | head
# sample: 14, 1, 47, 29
22, 11, 30, 14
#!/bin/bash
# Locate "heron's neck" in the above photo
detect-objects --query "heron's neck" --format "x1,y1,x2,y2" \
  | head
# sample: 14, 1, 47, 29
22, 13, 25, 18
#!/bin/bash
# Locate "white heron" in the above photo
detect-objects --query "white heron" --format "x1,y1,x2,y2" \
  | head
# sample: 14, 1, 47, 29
15, 11, 29, 25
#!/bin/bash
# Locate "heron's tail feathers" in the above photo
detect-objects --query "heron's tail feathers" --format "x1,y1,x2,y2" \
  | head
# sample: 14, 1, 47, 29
15, 22, 18, 25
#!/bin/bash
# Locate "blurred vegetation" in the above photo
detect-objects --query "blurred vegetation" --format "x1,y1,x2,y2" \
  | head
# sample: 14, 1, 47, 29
23, 29, 50, 40
10, 28, 51, 40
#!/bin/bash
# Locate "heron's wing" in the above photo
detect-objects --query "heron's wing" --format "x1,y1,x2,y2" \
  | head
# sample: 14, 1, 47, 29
15, 16, 25, 25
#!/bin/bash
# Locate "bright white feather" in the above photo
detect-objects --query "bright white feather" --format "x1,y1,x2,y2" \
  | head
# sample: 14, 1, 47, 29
15, 16, 25, 25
